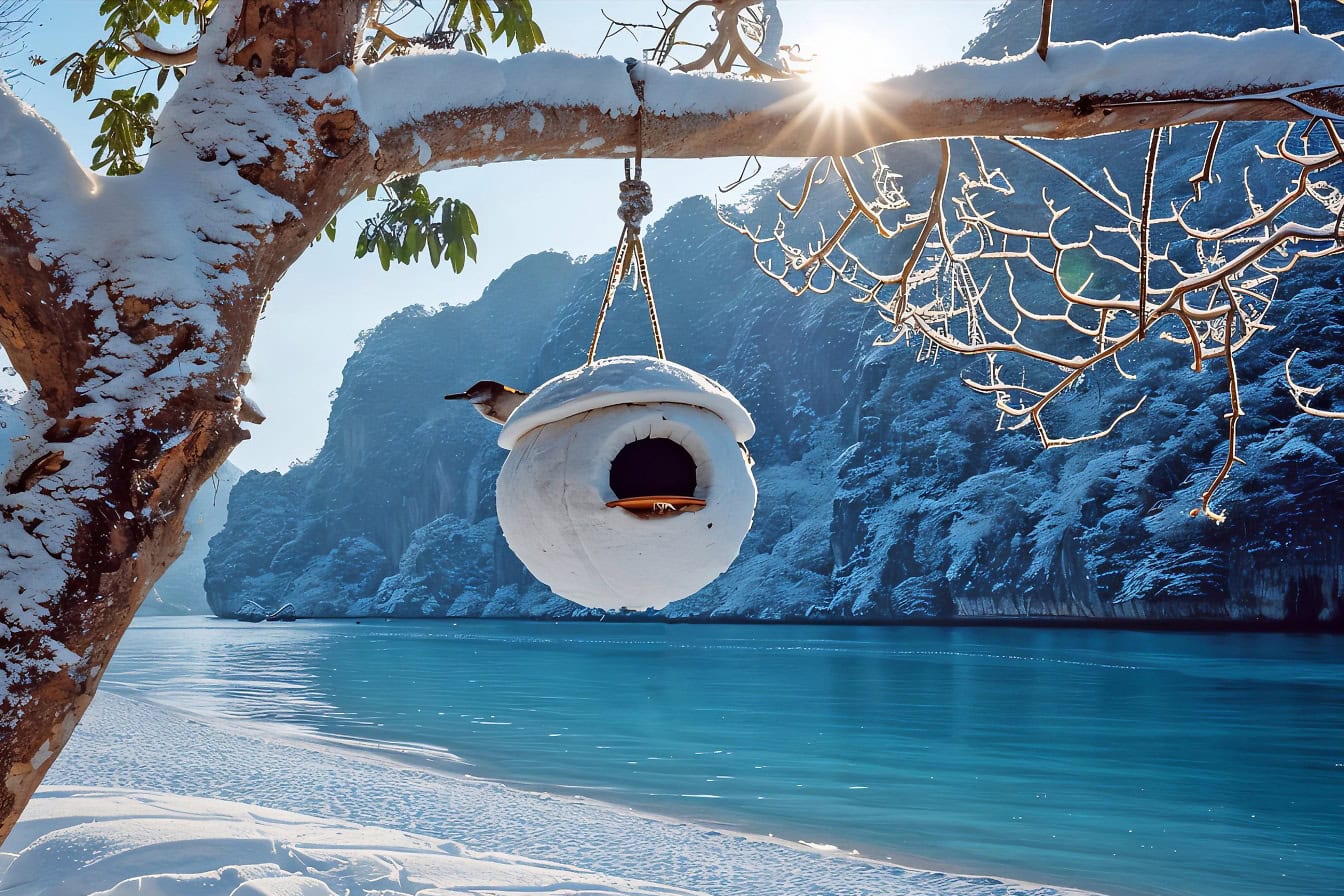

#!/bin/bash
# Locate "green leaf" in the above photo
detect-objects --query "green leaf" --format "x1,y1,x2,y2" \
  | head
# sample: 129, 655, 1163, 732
79, 60, 97, 98
446, 237, 466, 273
389, 175, 418, 201
86, 86, 158, 175
428, 230, 443, 268
446, 0, 467, 31
48, 51, 82, 75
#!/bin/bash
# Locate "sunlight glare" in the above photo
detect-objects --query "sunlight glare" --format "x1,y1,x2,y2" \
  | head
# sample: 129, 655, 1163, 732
800, 29, 889, 106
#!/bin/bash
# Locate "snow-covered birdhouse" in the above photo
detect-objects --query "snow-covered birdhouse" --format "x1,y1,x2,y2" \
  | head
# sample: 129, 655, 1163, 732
495, 355, 756, 610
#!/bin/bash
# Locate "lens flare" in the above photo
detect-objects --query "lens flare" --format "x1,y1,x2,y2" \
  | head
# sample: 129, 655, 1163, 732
798, 27, 890, 110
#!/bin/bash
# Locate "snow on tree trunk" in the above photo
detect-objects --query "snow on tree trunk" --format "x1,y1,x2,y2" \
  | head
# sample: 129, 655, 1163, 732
0, 0, 369, 843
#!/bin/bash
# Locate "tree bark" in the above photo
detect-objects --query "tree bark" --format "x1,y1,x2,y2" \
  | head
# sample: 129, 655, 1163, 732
0, 0, 371, 844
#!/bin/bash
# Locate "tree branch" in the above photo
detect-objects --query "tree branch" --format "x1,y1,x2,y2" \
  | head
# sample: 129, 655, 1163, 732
0, 0, 372, 844
362, 28, 1344, 182
121, 31, 198, 67
0, 79, 96, 413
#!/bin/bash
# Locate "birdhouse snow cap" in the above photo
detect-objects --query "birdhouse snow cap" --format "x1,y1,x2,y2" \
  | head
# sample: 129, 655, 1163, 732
498, 356, 754, 450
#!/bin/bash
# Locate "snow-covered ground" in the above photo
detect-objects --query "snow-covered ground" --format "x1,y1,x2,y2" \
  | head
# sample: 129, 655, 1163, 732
13, 692, 1102, 896
1, 789, 698, 896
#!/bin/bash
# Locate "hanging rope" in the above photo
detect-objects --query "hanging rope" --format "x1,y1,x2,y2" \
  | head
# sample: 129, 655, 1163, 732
587, 58, 666, 365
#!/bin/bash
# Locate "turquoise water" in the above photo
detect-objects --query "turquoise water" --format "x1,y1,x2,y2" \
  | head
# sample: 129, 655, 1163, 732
108, 618, 1343, 896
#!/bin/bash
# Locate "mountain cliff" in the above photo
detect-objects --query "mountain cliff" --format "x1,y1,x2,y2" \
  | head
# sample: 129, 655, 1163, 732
206, 0, 1344, 626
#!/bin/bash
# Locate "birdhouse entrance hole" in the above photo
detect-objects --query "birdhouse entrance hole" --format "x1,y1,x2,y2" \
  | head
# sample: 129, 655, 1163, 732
607, 437, 705, 515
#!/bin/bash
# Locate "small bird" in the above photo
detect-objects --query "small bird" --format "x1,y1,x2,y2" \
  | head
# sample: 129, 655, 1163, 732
444, 380, 529, 425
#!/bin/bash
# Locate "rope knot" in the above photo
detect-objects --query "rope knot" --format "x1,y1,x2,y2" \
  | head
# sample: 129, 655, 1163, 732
618, 177, 654, 230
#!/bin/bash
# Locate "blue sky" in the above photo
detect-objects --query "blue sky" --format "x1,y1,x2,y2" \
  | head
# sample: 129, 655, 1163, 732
9, 1, 995, 471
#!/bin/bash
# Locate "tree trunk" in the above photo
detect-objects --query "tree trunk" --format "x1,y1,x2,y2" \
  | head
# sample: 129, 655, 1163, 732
0, 0, 367, 843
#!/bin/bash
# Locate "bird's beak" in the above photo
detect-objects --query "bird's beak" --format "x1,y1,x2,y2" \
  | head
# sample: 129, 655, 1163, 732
444, 392, 470, 401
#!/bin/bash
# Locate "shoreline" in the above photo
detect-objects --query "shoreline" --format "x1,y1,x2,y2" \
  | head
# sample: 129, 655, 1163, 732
199, 612, 1344, 634
47, 688, 1106, 896
101, 685, 1087, 891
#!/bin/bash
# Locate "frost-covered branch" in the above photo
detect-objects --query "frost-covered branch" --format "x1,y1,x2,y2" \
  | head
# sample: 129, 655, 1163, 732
729, 105, 1344, 520
1286, 348, 1344, 419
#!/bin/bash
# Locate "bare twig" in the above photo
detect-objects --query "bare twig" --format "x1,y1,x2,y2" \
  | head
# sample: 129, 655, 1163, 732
604, 0, 796, 78
1188, 121, 1224, 200
1138, 128, 1162, 338
1286, 348, 1344, 418
0, 0, 38, 77
723, 109, 1344, 517
1194, 309, 1244, 523
1037, 0, 1054, 61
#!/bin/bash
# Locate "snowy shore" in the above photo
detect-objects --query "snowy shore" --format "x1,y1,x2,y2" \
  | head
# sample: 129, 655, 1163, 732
13, 692, 1102, 896
1, 788, 700, 896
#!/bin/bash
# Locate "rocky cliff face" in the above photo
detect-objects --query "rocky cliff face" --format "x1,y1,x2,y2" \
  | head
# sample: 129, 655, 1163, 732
206, 0, 1344, 626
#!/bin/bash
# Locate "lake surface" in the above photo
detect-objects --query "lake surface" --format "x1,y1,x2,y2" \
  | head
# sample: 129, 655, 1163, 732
106, 618, 1343, 896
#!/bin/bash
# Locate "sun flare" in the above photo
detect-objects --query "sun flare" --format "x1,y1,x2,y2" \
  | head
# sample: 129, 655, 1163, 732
799, 31, 889, 105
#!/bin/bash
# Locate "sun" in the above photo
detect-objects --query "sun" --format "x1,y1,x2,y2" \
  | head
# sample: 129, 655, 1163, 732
798, 30, 889, 105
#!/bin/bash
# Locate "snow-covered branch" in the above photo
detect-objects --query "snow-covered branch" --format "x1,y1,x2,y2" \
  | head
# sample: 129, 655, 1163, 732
120, 31, 198, 67
0, 78, 95, 408
0, 80, 88, 213
0, 0, 372, 845
362, 28, 1344, 182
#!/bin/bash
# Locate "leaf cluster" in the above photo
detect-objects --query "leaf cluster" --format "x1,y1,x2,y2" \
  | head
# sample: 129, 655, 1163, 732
45, 0, 542, 274
353, 176, 479, 273
453, 0, 543, 54
350, 1, 545, 272
49, 0, 212, 173
89, 86, 158, 174
51, 1, 208, 97
365, 0, 543, 61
